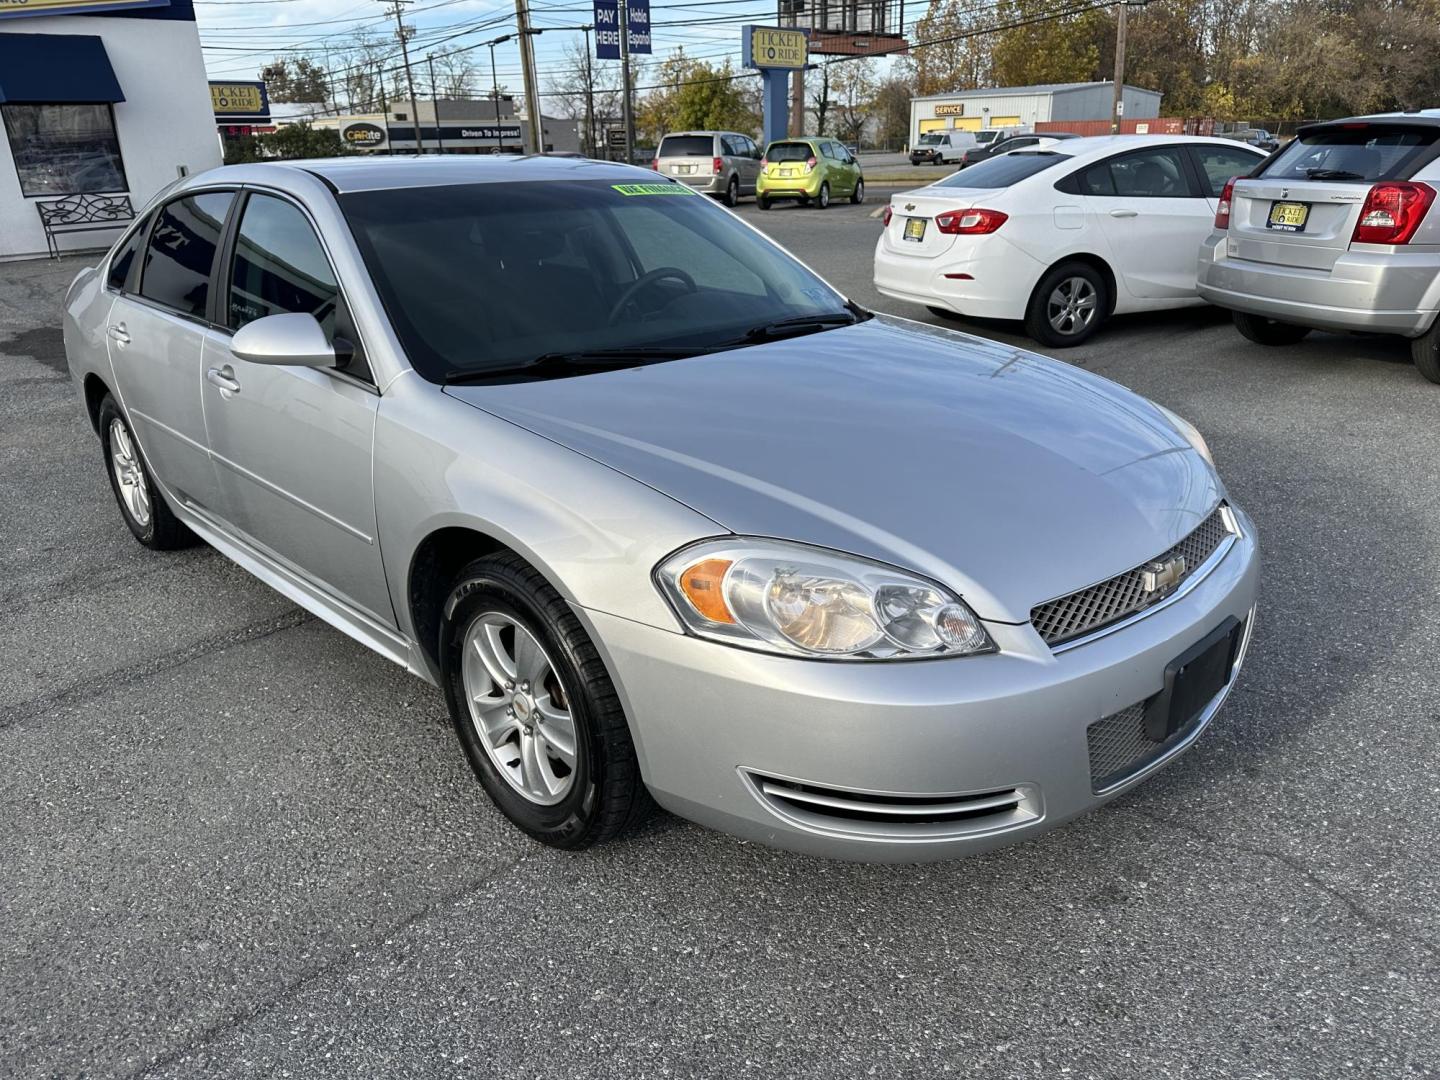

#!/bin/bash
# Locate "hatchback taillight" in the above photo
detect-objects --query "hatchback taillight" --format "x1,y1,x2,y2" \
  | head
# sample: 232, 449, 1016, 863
934, 208, 1008, 235
1215, 176, 1238, 229
882, 205, 893, 227
712, 156, 723, 174
1352, 181, 1435, 245
651, 158, 658, 171
806, 155, 817, 172
760, 156, 768, 168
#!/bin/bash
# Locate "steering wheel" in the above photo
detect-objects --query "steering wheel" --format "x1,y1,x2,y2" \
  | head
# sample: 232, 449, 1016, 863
607, 267, 698, 325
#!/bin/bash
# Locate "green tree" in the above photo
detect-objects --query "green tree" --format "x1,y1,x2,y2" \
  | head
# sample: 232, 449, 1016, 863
830, 59, 878, 145
870, 75, 915, 149
636, 51, 757, 142
223, 122, 352, 164
259, 56, 330, 104
989, 0, 1104, 87
903, 0, 991, 96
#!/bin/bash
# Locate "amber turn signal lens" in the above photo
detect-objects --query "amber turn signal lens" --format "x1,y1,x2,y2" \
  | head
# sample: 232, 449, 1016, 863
679, 558, 735, 624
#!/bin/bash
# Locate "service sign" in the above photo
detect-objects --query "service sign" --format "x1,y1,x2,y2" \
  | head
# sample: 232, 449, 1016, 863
0, 0, 168, 19
933, 103, 966, 117
210, 81, 271, 121
742, 26, 808, 70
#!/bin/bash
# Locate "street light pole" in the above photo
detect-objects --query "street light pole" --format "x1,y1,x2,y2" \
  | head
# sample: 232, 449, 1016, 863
619, 0, 634, 163
582, 24, 596, 158
426, 53, 445, 154
487, 35, 511, 153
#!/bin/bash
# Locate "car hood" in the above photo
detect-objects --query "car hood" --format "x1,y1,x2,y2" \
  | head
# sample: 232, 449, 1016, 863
444, 316, 1223, 623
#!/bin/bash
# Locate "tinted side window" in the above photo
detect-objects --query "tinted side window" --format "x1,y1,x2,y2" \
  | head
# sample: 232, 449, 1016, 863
139, 192, 234, 318
228, 194, 340, 336
1190, 145, 1262, 196
1077, 164, 1116, 195
106, 219, 146, 291
1106, 147, 1193, 198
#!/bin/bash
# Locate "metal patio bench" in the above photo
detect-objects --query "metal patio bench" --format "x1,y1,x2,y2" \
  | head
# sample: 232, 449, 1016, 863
35, 193, 134, 259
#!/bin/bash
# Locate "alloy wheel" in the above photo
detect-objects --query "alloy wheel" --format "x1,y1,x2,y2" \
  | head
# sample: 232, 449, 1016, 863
108, 418, 151, 527
1046, 276, 1098, 337
461, 612, 578, 805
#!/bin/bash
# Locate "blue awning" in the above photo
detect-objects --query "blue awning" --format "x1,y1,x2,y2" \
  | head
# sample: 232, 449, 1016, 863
0, 34, 125, 104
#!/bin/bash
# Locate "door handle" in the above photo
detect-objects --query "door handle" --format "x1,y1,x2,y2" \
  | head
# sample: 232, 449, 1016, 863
1109, 209, 1139, 218
206, 365, 241, 396
106, 323, 129, 345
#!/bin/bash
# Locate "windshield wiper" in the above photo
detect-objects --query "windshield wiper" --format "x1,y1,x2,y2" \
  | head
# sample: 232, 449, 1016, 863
1304, 168, 1367, 180
443, 346, 710, 384
737, 311, 862, 344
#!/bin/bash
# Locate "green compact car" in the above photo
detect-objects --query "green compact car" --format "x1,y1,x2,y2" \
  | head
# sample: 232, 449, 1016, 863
757, 138, 865, 210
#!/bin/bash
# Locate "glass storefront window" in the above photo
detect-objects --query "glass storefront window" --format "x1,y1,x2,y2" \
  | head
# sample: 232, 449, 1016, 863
2, 104, 128, 198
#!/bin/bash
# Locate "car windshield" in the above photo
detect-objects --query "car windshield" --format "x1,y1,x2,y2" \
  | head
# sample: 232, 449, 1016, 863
974, 131, 1001, 145
767, 142, 813, 162
339, 180, 853, 382
1260, 126, 1438, 182
934, 150, 1070, 188
918, 134, 947, 146
657, 135, 712, 158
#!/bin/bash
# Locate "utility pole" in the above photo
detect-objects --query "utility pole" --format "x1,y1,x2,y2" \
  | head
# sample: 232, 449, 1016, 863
376, 65, 392, 155
618, 0, 635, 164
1110, 0, 1129, 135
487, 34, 512, 152
514, 0, 545, 153
382, 0, 425, 153
426, 53, 445, 154
582, 24, 596, 158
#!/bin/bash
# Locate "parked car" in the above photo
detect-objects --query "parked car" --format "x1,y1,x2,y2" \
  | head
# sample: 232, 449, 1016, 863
909, 130, 978, 165
652, 130, 762, 207
874, 135, 1266, 346
1230, 128, 1280, 153
959, 131, 1080, 168
1198, 111, 1440, 383
757, 137, 864, 210
63, 156, 1258, 861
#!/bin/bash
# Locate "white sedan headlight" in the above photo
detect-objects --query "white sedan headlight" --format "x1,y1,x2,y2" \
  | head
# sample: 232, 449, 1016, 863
655, 539, 994, 660
1156, 404, 1214, 467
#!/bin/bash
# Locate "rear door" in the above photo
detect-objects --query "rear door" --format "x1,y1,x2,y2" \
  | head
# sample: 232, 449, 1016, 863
106, 190, 235, 511
200, 189, 394, 624
1227, 124, 1440, 271
1086, 144, 1216, 298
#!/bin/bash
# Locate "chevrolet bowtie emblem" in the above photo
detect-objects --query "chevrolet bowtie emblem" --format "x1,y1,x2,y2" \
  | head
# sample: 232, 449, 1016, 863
1142, 556, 1187, 594
1281, 187, 1289, 198
904, 203, 916, 211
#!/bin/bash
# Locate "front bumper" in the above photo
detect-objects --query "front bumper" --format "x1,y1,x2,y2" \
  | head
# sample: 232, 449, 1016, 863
587, 507, 1261, 862
1197, 232, 1440, 336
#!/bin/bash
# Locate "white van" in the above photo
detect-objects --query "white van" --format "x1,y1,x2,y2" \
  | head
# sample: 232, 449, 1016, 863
909, 130, 979, 165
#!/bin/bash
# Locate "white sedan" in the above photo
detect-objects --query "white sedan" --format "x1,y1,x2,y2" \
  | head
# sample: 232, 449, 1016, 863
874, 135, 1266, 346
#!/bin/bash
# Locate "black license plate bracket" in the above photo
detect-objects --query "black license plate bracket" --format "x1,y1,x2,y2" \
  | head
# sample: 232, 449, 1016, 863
1143, 616, 1243, 741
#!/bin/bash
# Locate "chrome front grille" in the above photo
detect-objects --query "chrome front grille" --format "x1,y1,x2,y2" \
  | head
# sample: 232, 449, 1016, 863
1031, 505, 1233, 648
746, 772, 1041, 839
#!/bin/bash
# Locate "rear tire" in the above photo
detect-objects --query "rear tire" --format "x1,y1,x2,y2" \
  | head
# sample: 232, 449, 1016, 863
97, 395, 195, 550
757, 195, 772, 211
1413, 319, 1440, 384
1232, 310, 1312, 346
850, 178, 865, 205
815, 182, 830, 209
440, 551, 652, 850
1024, 262, 1108, 348
724, 175, 740, 208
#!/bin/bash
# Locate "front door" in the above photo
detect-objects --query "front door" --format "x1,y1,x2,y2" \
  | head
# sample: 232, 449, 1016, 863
1085, 145, 1216, 299
200, 190, 395, 625
106, 190, 235, 511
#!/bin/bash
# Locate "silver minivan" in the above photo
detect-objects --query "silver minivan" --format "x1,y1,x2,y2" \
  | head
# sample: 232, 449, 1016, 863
652, 130, 761, 207
1197, 111, 1440, 384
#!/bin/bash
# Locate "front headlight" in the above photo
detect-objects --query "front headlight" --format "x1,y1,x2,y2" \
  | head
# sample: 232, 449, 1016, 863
1156, 404, 1214, 467
655, 539, 994, 661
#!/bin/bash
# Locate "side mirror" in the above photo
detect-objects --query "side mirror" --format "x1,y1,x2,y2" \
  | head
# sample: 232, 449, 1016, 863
230, 312, 336, 368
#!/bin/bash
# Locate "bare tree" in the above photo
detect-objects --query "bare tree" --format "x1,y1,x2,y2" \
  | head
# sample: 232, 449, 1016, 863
430, 46, 479, 100
830, 58, 877, 146
546, 37, 624, 156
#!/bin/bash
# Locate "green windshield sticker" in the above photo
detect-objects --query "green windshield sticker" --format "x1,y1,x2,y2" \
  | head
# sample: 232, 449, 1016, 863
611, 183, 699, 196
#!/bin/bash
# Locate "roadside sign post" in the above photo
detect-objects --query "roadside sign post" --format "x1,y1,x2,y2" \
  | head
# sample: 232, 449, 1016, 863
595, 0, 649, 163
741, 26, 809, 148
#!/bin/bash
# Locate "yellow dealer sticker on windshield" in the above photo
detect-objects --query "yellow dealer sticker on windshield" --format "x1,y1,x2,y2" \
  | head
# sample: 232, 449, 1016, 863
612, 183, 697, 196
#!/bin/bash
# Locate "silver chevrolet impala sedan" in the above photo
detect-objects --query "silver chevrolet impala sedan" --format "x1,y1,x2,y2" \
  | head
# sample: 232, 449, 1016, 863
63, 157, 1259, 861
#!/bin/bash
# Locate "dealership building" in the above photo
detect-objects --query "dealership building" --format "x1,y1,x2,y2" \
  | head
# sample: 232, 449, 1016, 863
909, 81, 1163, 145
0, 0, 220, 260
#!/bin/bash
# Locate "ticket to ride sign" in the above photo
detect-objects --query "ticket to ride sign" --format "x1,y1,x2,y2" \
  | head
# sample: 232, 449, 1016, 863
742, 26, 809, 70
210, 82, 271, 121
0, 0, 168, 18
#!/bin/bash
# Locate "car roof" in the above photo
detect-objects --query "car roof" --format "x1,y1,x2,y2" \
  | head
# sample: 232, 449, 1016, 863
180, 154, 662, 194
1014, 134, 1266, 162
1300, 110, 1440, 135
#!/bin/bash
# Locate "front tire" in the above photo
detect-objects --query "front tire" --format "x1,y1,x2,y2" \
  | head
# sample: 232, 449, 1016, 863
440, 552, 651, 850
724, 175, 740, 208
815, 182, 830, 209
1024, 262, 1108, 348
850, 178, 865, 205
97, 395, 194, 550
1233, 310, 1313, 346
1413, 318, 1440, 384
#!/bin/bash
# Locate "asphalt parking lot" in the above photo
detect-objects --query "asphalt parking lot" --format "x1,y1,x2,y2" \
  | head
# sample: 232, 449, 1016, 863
3, 198, 1438, 1079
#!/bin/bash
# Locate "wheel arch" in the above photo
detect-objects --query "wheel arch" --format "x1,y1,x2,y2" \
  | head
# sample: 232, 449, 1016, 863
1033, 253, 1119, 319
83, 372, 111, 434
